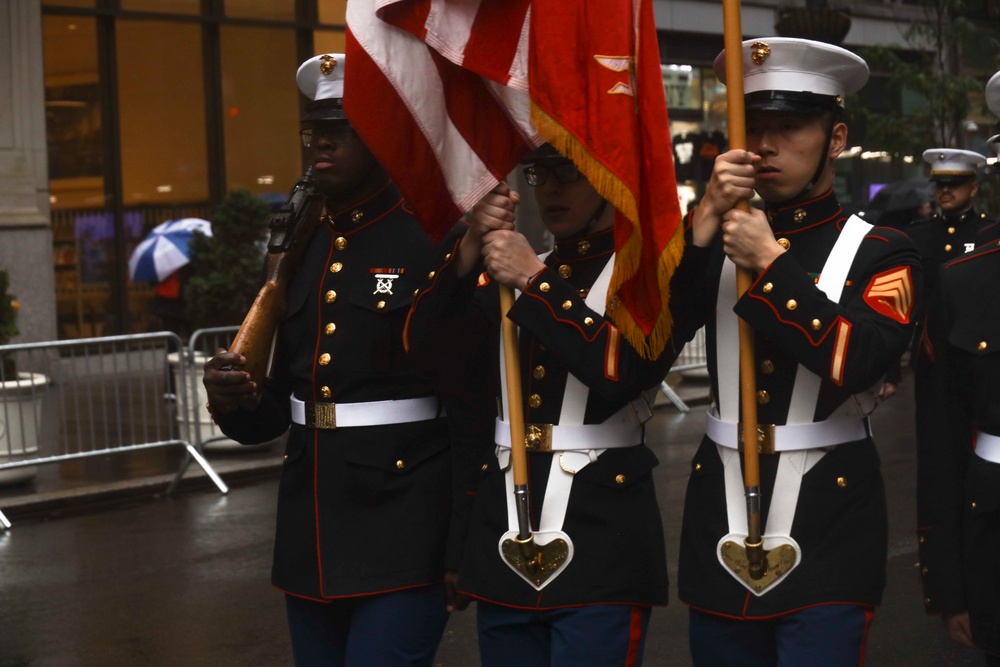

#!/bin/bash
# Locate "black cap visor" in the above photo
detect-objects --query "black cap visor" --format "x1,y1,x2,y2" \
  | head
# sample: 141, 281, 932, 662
520, 143, 562, 165
745, 90, 841, 116
930, 173, 976, 185
302, 98, 346, 123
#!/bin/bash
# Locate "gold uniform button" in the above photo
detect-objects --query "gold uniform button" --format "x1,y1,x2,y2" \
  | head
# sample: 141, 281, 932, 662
811, 319, 822, 330
837, 477, 847, 488
325, 290, 337, 303
324, 323, 336, 336
615, 474, 626, 484
481, 463, 488, 471
584, 317, 595, 326
335, 236, 347, 250
320, 386, 332, 399
578, 240, 591, 254
330, 262, 343, 273
763, 282, 774, 293
351, 210, 364, 223
539, 282, 551, 292
413, 288, 420, 296
318, 353, 331, 366
919, 535, 926, 544
944, 244, 952, 252
444, 252, 452, 261
760, 359, 775, 375
558, 264, 572, 278
777, 237, 791, 250
562, 300, 573, 310
533, 365, 546, 380
756, 390, 770, 405
924, 598, 931, 606
376, 301, 386, 310
947, 227, 955, 234
921, 566, 928, 576
978, 341, 988, 351
528, 394, 542, 409
694, 463, 702, 472
972, 501, 977, 509
786, 299, 797, 311
793, 208, 807, 223
396, 459, 405, 470
283, 454, 288, 461
427, 271, 436, 280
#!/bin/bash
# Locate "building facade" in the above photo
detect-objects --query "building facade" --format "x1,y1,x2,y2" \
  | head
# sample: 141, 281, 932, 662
1, 0, 997, 342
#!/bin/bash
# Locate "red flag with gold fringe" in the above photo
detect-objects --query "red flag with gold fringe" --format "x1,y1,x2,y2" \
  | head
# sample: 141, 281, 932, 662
345, 0, 683, 359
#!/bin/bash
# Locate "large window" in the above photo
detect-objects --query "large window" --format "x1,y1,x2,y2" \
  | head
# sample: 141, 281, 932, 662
42, 1, 347, 339
220, 26, 301, 196
118, 20, 209, 206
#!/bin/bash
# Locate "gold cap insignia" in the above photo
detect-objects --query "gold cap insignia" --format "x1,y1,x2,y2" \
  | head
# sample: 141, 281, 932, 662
751, 41, 771, 65
320, 54, 337, 76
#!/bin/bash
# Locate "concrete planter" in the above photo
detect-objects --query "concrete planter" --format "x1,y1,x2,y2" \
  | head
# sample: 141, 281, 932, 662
0, 372, 48, 486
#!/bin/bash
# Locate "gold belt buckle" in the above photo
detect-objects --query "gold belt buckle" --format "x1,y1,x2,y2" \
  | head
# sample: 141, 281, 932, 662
524, 424, 553, 452
738, 422, 776, 455
305, 402, 337, 429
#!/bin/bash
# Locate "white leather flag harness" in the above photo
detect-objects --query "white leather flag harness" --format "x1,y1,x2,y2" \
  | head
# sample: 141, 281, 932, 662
710, 214, 873, 596
494, 253, 647, 590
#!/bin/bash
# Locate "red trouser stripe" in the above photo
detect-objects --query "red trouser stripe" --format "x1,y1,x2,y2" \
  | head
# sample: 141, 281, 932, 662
625, 606, 644, 667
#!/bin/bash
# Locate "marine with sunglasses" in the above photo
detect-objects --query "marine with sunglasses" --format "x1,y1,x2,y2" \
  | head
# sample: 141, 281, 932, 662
202, 53, 493, 666
405, 143, 695, 666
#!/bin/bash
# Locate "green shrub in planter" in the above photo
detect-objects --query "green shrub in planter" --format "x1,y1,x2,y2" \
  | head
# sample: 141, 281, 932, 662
0, 270, 19, 380
184, 189, 271, 330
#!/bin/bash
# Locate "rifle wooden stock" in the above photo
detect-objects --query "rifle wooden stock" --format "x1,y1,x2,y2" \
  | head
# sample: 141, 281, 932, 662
229, 169, 326, 389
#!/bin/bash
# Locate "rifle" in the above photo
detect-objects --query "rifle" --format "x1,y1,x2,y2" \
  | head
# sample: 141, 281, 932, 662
228, 168, 326, 388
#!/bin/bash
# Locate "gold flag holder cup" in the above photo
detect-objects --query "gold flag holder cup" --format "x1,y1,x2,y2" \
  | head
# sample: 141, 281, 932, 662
500, 530, 573, 590
718, 534, 800, 595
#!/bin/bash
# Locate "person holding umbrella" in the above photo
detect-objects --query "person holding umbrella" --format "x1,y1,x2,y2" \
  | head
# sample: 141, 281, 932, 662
674, 37, 923, 665
128, 217, 212, 338
916, 70, 1000, 665
200, 53, 491, 666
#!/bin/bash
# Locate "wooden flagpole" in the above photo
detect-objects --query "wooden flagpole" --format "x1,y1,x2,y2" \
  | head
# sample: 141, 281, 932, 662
722, 0, 765, 579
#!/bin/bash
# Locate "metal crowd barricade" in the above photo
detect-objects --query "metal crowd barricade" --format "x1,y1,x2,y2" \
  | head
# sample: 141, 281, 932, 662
177, 326, 242, 452
0, 332, 228, 530
660, 326, 709, 413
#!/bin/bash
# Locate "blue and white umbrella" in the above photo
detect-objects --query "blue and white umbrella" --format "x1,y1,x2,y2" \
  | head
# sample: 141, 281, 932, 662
128, 218, 212, 283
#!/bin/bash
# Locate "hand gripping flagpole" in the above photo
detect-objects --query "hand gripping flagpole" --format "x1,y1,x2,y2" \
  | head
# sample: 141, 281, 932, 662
721, 0, 766, 582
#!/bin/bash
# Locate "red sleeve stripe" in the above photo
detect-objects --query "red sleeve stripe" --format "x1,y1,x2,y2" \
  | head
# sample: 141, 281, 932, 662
605, 324, 621, 381
830, 319, 851, 386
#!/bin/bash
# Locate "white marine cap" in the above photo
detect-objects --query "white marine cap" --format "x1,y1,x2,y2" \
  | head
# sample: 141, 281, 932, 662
713, 37, 869, 113
922, 148, 986, 184
986, 71, 1000, 156
296, 53, 346, 122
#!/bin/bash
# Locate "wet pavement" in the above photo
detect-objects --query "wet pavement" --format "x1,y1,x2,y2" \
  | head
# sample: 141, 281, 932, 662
0, 370, 987, 666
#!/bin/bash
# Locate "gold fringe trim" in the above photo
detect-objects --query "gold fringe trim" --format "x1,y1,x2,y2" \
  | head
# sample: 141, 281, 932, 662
530, 103, 685, 360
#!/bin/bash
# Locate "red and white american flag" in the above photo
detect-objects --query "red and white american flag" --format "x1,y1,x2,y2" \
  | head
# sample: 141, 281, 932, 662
345, 0, 684, 359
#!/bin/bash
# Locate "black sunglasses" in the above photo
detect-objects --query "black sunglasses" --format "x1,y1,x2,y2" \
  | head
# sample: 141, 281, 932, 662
523, 161, 581, 187
300, 124, 357, 148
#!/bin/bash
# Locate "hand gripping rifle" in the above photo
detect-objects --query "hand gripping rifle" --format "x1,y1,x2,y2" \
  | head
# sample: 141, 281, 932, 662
228, 168, 326, 388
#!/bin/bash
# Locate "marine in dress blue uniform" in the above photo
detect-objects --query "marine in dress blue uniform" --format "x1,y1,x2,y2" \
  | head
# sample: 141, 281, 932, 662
406, 146, 688, 667
917, 69, 1000, 667
673, 38, 923, 666
203, 54, 489, 667
880, 149, 994, 419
